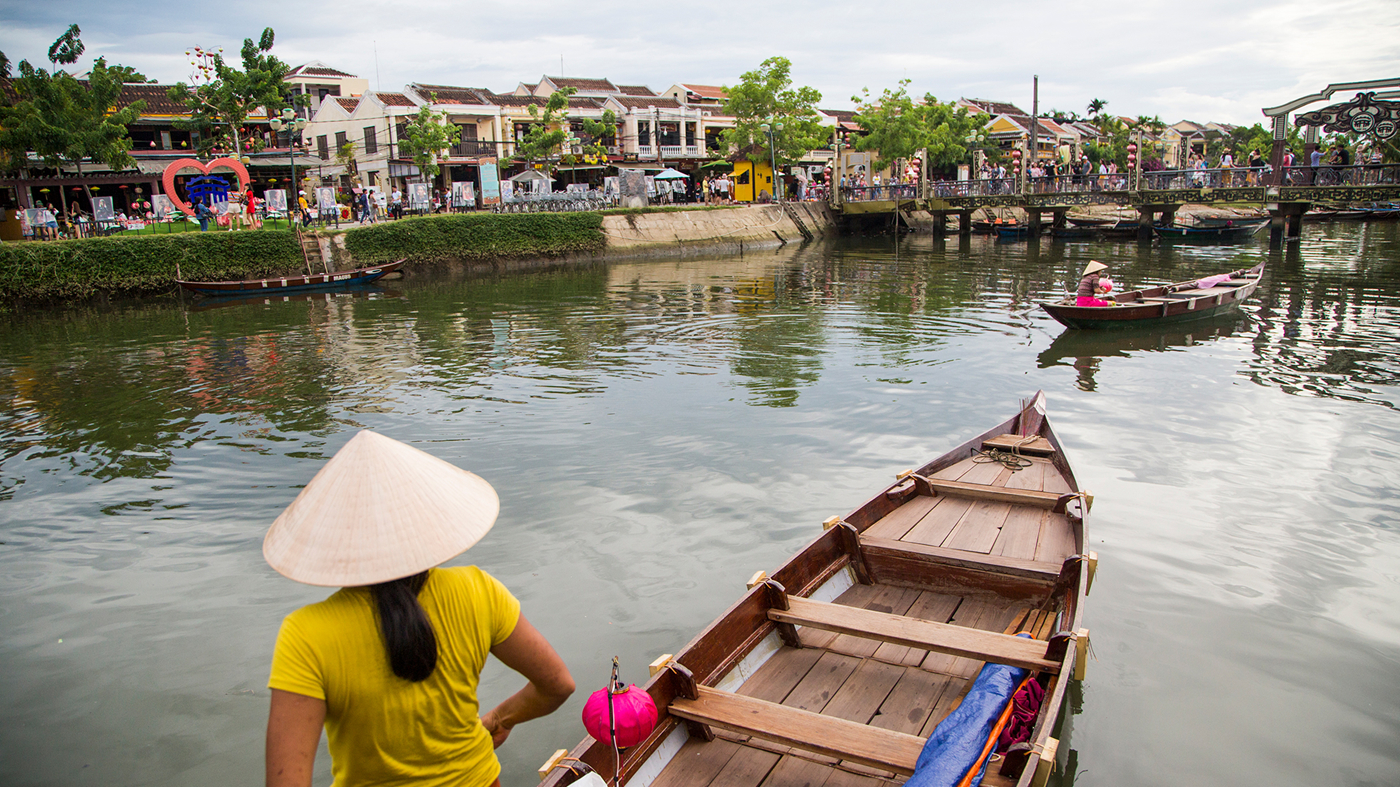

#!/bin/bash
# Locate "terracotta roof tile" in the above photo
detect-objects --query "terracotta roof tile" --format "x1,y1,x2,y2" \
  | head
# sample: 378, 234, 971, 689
617, 85, 655, 96
411, 84, 494, 106
335, 97, 359, 111
374, 92, 416, 107
549, 76, 616, 92
111, 83, 191, 116
292, 64, 357, 78
680, 84, 727, 99
610, 96, 682, 109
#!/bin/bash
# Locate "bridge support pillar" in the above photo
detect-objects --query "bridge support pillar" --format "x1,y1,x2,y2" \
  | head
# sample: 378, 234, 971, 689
1138, 207, 1155, 240
1268, 201, 1309, 245
1027, 209, 1042, 234
958, 210, 973, 235
1052, 210, 1067, 229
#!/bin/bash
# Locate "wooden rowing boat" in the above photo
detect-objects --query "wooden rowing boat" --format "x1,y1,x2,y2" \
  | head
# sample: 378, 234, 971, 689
541, 392, 1092, 787
175, 259, 405, 297
1037, 261, 1264, 330
1152, 223, 1264, 243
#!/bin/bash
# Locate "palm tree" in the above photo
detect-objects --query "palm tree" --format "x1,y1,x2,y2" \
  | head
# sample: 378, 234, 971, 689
1087, 98, 1108, 119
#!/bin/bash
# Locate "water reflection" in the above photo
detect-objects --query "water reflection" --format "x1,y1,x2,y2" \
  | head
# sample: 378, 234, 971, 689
2, 224, 1400, 786
1037, 315, 1248, 392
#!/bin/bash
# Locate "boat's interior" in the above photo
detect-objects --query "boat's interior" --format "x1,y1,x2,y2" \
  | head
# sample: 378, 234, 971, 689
636, 438, 1084, 787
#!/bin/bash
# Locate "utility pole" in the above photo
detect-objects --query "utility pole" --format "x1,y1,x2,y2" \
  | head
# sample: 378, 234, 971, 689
1030, 75, 1039, 173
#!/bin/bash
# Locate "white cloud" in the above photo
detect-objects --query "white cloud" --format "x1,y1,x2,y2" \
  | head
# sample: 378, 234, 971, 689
1, 0, 1396, 126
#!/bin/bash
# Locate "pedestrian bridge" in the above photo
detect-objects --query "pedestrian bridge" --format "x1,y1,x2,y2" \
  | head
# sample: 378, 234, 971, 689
835, 163, 1400, 240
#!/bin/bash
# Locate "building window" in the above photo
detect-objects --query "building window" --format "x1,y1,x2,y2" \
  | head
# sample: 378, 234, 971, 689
335, 131, 348, 153
363, 126, 378, 155
317, 135, 329, 160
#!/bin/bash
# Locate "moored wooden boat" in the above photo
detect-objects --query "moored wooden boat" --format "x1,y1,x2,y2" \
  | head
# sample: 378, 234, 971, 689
1153, 223, 1264, 243
1038, 261, 1264, 330
540, 393, 1092, 787
176, 259, 405, 297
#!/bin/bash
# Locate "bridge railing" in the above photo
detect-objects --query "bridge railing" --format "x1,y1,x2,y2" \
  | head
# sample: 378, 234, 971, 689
1141, 167, 1273, 189
1028, 173, 1132, 194
842, 184, 917, 201
926, 178, 1016, 198
1280, 164, 1400, 186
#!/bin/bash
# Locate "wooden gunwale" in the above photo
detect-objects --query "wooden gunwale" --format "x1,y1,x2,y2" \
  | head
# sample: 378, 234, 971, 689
541, 394, 1087, 787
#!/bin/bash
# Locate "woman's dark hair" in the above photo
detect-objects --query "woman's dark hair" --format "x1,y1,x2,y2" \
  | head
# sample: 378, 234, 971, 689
370, 571, 438, 682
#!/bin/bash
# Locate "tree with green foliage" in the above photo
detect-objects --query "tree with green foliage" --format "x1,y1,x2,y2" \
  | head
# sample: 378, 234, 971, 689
103, 62, 155, 84
167, 28, 299, 157
720, 57, 827, 166
1087, 98, 1108, 119
850, 80, 989, 173
0, 24, 145, 215
398, 98, 460, 182
513, 87, 573, 174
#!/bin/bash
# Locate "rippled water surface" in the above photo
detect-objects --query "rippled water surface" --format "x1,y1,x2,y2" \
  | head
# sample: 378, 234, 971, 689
3, 224, 1400, 786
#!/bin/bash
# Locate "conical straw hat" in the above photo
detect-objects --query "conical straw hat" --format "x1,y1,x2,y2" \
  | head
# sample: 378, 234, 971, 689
264, 430, 500, 587
1082, 260, 1108, 277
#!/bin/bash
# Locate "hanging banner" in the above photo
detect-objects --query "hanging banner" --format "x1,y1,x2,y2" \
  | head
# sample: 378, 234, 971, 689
479, 160, 501, 206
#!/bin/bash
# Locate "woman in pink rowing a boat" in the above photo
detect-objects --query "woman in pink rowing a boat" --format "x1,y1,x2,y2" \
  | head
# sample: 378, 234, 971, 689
1076, 261, 1115, 307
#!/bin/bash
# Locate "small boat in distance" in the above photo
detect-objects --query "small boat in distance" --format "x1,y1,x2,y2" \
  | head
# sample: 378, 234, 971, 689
1039, 261, 1265, 330
540, 393, 1092, 787
176, 259, 405, 297
1153, 222, 1265, 243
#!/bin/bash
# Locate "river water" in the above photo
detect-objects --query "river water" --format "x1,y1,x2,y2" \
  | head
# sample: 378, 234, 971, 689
2, 223, 1399, 787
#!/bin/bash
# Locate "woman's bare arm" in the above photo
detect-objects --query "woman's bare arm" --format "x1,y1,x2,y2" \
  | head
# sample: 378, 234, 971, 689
481, 615, 575, 748
266, 689, 326, 787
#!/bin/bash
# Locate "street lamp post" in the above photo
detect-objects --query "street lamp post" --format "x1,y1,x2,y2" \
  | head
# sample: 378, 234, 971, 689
759, 120, 783, 203
269, 107, 308, 223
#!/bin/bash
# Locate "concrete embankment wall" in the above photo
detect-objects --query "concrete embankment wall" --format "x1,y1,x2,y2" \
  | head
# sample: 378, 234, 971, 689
599, 203, 836, 257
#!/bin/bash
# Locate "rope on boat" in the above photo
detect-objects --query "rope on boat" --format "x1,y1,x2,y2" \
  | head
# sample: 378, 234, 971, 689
973, 433, 1038, 472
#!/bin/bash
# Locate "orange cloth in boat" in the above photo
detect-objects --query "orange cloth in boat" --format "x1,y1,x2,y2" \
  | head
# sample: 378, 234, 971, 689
269, 566, 520, 787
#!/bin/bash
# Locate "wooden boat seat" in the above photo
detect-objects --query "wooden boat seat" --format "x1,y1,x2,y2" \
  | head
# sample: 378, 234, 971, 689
912, 474, 1076, 511
981, 433, 1055, 456
669, 685, 926, 776
769, 596, 1062, 674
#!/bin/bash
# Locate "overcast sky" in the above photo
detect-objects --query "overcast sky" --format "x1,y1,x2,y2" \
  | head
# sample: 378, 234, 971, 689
2, 0, 1397, 126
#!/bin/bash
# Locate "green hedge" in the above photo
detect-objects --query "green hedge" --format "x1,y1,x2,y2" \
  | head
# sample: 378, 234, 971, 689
0, 230, 301, 302
341, 212, 605, 264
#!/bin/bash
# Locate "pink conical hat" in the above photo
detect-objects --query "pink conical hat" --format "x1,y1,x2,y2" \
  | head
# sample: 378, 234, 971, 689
263, 430, 500, 587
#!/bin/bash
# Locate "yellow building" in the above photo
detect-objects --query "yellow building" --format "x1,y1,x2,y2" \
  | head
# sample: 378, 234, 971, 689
730, 159, 774, 203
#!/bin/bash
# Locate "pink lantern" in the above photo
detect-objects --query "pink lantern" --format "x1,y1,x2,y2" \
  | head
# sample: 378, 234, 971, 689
582, 684, 657, 748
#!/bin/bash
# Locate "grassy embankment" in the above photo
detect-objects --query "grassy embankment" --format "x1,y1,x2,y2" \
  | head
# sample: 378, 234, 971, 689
0, 211, 611, 303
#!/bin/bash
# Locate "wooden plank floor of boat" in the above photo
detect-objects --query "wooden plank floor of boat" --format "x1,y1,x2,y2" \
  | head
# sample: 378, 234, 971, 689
649, 453, 1076, 787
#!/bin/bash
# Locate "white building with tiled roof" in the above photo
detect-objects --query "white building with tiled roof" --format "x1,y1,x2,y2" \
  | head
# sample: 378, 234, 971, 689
286, 61, 369, 118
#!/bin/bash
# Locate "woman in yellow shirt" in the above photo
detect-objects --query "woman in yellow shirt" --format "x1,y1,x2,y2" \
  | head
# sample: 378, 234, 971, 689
263, 431, 575, 787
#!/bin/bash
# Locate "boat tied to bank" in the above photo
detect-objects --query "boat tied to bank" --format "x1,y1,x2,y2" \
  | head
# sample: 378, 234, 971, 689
175, 259, 405, 297
540, 392, 1094, 787
1038, 261, 1265, 330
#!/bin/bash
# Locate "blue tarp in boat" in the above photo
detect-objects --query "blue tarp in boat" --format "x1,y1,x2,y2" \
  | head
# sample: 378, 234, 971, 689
904, 641, 1031, 787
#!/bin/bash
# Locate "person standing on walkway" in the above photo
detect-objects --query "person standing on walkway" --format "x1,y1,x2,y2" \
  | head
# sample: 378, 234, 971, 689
264, 431, 574, 787
390, 186, 403, 220
195, 199, 212, 232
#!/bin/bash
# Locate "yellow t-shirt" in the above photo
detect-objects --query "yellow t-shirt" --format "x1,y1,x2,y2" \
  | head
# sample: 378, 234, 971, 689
269, 566, 521, 787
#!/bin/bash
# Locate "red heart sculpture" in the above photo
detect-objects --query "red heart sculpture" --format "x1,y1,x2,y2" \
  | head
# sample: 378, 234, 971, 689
161, 157, 251, 216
